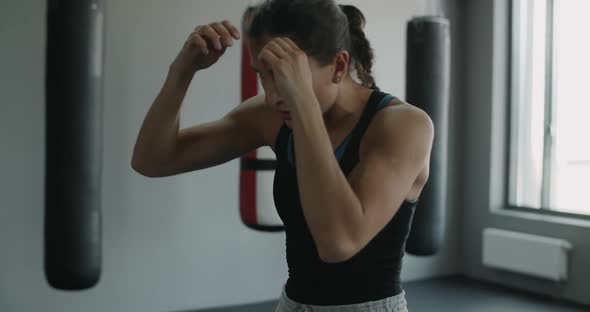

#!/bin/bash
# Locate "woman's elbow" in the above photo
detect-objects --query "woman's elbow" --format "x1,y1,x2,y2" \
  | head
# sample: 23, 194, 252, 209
130, 155, 160, 178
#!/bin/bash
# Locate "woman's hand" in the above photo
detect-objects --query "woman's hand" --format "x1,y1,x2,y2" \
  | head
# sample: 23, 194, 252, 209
257, 37, 317, 110
171, 20, 241, 80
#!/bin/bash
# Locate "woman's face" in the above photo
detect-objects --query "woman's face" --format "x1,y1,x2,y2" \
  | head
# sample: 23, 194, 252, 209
249, 36, 345, 124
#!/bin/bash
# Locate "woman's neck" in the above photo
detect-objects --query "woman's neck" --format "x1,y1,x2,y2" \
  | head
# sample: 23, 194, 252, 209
323, 79, 373, 131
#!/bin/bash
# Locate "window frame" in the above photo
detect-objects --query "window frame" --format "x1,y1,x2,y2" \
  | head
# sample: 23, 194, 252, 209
505, 0, 590, 220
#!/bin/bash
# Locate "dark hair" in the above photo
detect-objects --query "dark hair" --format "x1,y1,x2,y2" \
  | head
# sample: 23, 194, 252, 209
339, 4, 378, 90
246, 0, 378, 90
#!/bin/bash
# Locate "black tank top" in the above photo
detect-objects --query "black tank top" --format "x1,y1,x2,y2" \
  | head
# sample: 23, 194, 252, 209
272, 90, 417, 305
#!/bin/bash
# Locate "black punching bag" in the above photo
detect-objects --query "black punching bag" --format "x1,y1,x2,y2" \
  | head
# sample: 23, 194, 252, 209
405, 17, 450, 256
45, 0, 104, 290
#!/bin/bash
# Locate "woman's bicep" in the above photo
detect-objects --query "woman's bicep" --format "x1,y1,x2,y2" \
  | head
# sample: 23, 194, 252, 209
168, 95, 279, 176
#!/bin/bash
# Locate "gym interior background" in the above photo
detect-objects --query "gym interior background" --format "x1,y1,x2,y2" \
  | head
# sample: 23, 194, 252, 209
1, 0, 589, 311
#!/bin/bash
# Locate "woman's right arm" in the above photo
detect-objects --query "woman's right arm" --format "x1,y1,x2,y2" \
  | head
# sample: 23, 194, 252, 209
131, 21, 279, 178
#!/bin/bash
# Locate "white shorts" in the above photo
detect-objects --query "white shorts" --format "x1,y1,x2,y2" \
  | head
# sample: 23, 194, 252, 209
274, 285, 409, 312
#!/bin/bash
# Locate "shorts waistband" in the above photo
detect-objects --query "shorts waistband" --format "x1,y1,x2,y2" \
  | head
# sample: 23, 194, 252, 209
278, 285, 408, 312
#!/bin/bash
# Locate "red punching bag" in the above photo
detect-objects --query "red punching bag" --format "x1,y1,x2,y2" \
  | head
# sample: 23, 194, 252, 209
239, 7, 284, 232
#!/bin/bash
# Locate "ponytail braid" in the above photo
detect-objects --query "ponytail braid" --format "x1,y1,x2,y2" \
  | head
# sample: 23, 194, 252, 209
339, 5, 379, 90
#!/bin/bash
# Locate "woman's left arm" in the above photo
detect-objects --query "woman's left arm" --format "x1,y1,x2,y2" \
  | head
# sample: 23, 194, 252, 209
291, 98, 434, 263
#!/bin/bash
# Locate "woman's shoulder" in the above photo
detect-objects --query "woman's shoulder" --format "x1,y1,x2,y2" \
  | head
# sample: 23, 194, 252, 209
367, 95, 434, 144
375, 92, 431, 124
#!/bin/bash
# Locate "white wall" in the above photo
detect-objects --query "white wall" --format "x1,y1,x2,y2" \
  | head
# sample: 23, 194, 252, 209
0, 0, 458, 311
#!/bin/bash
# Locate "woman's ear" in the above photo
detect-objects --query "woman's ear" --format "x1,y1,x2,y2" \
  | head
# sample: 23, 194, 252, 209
332, 50, 350, 83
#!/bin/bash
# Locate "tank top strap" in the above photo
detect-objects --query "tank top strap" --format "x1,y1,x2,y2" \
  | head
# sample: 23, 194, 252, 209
338, 91, 397, 174
375, 94, 397, 112
349, 91, 396, 146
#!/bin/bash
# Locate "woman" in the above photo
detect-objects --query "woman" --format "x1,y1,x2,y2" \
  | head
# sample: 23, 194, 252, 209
132, 0, 433, 311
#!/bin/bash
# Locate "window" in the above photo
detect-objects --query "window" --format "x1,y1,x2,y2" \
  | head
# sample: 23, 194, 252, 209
509, 0, 590, 216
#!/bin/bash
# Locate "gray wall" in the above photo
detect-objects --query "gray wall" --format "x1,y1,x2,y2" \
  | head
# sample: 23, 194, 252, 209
0, 0, 460, 311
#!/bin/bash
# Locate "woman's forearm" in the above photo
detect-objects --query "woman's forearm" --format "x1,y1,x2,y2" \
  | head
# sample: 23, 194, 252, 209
290, 95, 364, 261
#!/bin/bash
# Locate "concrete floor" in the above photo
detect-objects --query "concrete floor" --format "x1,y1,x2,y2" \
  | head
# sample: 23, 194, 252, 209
183, 276, 589, 312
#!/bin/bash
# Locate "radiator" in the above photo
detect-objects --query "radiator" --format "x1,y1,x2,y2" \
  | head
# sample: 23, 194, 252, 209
482, 228, 572, 282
